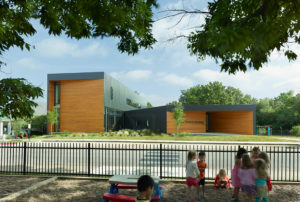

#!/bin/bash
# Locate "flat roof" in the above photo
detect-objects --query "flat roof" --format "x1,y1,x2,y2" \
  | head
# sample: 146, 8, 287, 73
166, 104, 256, 111
48, 72, 104, 81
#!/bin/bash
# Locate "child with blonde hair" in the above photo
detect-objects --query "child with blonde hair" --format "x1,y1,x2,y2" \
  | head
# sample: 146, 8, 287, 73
231, 147, 247, 201
214, 169, 230, 188
254, 159, 269, 202
258, 151, 272, 191
186, 150, 200, 202
251, 147, 260, 164
239, 153, 257, 202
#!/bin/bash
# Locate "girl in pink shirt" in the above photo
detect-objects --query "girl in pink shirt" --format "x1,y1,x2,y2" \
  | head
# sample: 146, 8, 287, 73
239, 153, 257, 202
231, 147, 247, 201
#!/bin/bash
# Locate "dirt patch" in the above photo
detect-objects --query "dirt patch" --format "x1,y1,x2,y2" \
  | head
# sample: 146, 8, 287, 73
6, 178, 300, 202
0, 176, 47, 199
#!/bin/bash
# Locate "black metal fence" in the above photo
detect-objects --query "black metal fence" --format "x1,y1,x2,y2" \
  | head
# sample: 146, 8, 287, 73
0, 142, 299, 182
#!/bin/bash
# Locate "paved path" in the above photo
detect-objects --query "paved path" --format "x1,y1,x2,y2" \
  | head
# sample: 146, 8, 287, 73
277, 137, 300, 142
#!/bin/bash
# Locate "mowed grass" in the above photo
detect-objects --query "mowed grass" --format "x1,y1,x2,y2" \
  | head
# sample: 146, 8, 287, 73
28, 133, 300, 142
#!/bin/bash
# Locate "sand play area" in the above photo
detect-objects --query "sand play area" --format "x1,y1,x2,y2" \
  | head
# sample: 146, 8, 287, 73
0, 176, 299, 202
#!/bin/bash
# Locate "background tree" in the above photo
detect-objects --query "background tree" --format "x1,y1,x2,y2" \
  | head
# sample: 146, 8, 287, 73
147, 102, 152, 108
178, 81, 256, 105
47, 106, 59, 136
31, 114, 47, 135
164, 0, 300, 73
172, 102, 185, 133
0, 78, 43, 119
167, 101, 179, 106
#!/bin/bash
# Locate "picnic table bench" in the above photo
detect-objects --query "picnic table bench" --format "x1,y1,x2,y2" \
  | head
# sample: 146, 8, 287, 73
103, 193, 160, 202
103, 175, 162, 202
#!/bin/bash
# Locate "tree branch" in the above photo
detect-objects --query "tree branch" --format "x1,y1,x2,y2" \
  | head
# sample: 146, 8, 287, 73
155, 9, 210, 22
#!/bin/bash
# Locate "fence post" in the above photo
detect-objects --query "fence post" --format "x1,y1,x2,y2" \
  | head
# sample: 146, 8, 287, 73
88, 143, 90, 177
23, 142, 27, 175
160, 144, 162, 179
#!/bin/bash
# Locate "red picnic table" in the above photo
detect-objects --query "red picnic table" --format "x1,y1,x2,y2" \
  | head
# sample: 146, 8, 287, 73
103, 175, 162, 202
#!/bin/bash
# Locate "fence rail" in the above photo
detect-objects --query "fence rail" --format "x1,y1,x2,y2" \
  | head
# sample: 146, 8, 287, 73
0, 142, 299, 182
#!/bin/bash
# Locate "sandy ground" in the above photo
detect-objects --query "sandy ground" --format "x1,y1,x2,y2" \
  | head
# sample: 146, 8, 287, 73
2, 178, 300, 202
0, 176, 47, 199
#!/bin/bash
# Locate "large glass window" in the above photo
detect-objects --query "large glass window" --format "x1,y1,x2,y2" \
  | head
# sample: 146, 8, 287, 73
54, 82, 60, 132
104, 107, 124, 131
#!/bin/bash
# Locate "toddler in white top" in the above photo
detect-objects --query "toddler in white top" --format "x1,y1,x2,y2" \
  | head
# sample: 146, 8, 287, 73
186, 150, 200, 202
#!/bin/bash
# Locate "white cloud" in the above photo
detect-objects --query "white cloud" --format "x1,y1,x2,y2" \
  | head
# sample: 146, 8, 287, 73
110, 70, 152, 81
157, 72, 194, 87
192, 59, 300, 98
127, 56, 153, 65
16, 58, 41, 69
36, 38, 107, 58
72, 42, 107, 57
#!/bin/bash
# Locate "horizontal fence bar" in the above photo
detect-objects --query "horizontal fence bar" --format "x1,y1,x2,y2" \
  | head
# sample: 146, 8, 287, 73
0, 142, 299, 182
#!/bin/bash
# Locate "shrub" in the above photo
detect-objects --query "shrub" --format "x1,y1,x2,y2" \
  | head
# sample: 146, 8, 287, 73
31, 115, 47, 135
290, 126, 300, 136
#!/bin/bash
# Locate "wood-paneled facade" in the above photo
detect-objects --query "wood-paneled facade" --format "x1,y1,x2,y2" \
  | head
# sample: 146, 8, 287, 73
165, 105, 255, 135
48, 79, 104, 133
208, 111, 253, 135
47, 72, 148, 134
166, 111, 206, 133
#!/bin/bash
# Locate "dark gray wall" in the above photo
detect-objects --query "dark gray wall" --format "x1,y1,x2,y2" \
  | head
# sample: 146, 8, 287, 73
124, 106, 167, 133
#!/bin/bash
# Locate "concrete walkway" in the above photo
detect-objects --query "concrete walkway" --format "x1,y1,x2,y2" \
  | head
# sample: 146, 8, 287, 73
34, 139, 300, 145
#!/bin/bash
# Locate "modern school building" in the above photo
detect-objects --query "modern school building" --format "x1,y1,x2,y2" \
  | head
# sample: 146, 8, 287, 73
48, 72, 255, 135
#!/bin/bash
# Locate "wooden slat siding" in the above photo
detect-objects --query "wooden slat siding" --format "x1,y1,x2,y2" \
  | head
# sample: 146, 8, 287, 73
166, 111, 206, 133
59, 79, 104, 133
48, 81, 54, 133
209, 111, 253, 135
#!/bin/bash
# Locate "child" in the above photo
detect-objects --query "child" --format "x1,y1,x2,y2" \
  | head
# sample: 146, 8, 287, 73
136, 175, 154, 202
254, 159, 269, 202
239, 153, 257, 202
251, 147, 260, 164
231, 147, 247, 201
214, 169, 230, 188
258, 151, 272, 192
186, 150, 200, 202
197, 151, 207, 199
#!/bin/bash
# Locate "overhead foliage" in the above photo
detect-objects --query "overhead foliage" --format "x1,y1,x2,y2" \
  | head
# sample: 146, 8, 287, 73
0, 0, 158, 66
0, 78, 43, 119
165, 0, 300, 73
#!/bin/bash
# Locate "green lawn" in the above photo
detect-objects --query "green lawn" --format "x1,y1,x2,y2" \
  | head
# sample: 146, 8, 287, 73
27, 133, 300, 142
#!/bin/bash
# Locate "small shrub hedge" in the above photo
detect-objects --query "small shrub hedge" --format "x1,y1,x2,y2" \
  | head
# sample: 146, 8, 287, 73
289, 126, 300, 136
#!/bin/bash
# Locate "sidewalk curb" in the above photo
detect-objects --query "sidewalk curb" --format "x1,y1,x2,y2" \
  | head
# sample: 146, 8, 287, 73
35, 139, 300, 145
0, 177, 57, 202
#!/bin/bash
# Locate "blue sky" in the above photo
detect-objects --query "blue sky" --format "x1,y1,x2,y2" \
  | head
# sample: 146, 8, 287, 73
1, 0, 300, 112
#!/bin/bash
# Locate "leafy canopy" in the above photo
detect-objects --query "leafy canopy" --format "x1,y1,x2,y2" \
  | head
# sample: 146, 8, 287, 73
0, 78, 43, 119
0, 0, 158, 66
186, 0, 300, 73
